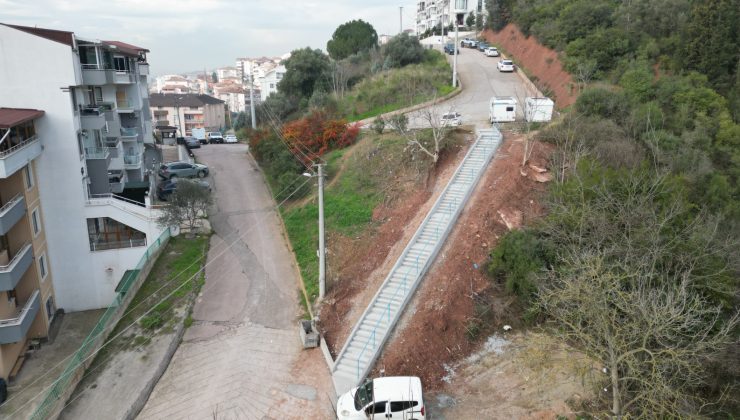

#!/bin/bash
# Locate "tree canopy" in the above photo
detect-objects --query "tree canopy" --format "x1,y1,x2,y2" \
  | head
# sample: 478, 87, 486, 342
326, 19, 378, 60
381, 33, 426, 69
278, 48, 331, 102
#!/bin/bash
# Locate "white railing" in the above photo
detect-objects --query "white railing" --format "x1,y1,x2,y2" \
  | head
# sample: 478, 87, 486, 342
84, 147, 110, 160
86, 194, 159, 221
0, 194, 23, 216
0, 289, 39, 327
0, 243, 32, 272
0, 135, 39, 158
121, 127, 138, 137
89, 236, 147, 251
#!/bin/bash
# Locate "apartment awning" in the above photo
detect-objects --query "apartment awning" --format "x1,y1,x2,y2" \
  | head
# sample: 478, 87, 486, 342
0, 108, 45, 129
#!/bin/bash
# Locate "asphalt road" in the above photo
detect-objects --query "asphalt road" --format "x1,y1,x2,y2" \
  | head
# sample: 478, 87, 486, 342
138, 144, 333, 419
407, 44, 538, 129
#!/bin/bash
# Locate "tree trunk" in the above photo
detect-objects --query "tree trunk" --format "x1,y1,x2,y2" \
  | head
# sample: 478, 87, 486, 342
610, 352, 622, 417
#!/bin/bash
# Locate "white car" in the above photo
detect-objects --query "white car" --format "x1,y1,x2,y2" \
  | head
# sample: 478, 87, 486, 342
497, 59, 515, 72
224, 134, 238, 143
337, 376, 426, 420
485, 47, 500, 57
440, 112, 462, 127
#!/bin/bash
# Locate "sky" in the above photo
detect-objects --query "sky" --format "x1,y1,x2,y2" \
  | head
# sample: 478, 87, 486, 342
1, 0, 418, 75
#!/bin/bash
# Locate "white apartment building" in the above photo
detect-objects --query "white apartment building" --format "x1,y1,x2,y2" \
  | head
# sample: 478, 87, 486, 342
0, 23, 166, 311
149, 93, 226, 135
416, 0, 485, 34
259, 65, 286, 101
154, 74, 190, 94
216, 67, 238, 81
214, 84, 246, 113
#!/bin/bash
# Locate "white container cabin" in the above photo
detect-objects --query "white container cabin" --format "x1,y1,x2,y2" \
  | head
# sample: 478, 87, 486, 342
489, 96, 517, 123
524, 97, 554, 122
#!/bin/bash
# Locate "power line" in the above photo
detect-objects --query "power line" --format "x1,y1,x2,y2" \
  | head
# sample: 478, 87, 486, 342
7, 174, 314, 417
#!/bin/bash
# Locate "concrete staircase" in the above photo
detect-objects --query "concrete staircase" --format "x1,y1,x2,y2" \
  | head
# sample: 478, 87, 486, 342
331, 128, 503, 394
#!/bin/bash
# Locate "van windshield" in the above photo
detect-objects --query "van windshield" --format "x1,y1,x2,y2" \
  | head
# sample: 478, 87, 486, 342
353, 380, 374, 410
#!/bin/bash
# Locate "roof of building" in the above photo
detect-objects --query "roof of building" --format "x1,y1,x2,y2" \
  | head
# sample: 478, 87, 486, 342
0, 108, 45, 129
149, 93, 225, 107
1, 23, 74, 47
102, 40, 149, 55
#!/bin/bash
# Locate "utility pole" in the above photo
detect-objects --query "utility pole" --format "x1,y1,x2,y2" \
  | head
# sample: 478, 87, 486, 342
453, 19, 459, 87
249, 71, 256, 129
316, 163, 326, 299
399, 6, 403, 34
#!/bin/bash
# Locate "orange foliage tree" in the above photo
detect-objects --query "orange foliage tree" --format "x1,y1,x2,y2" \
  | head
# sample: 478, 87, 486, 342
282, 110, 360, 165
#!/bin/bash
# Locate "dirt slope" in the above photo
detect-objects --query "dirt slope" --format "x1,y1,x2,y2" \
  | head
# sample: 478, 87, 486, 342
483, 24, 577, 109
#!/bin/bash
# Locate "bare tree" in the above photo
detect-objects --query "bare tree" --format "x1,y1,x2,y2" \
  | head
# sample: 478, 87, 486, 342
575, 59, 598, 92
157, 180, 213, 237
540, 253, 738, 417
330, 61, 350, 100
391, 106, 452, 163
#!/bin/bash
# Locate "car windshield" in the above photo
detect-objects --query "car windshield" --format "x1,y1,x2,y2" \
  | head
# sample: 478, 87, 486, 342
503, 60, 512, 65
353, 380, 374, 410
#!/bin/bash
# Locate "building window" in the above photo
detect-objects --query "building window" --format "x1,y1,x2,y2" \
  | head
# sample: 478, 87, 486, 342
46, 296, 55, 321
31, 207, 41, 237
113, 56, 129, 72
38, 252, 48, 280
24, 165, 35, 190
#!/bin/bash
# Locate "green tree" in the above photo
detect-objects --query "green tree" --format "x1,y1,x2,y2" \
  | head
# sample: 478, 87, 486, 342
278, 48, 331, 103
211, 71, 218, 83
485, 0, 512, 31
682, 0, 740, 92
327, 19, 378, 60
465, 12, 476, 29
381, 33, 425, 68
157, 180, 213, 237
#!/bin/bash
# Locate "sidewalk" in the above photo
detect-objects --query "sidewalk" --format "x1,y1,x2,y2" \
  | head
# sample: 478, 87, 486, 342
0, 310, 104, 419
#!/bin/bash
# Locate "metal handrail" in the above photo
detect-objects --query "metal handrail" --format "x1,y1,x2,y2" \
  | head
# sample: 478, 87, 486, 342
0, 289, 39, 326
0, 135, 39, 158
0, 194, 23, 215
90, 237, 147, 252
0, 243, 31, 271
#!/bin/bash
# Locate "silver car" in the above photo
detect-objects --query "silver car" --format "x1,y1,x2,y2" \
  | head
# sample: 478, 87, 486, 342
158, 161, 209, 180
440, 112, 462, 127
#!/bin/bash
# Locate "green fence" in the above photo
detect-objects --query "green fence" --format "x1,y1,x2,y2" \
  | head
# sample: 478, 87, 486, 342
30, 227, 171, 420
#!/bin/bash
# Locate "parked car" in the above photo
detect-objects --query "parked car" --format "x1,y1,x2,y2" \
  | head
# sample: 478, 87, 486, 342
484, 47, 500, 57
207, 131, 224, 144
224, 134, 238, 143
184, 136, 200, 149
158, 161, 209, 180
443, 43, 458, 55
461, 37, 477, 48
157, 178, 210, 201
497, 59, 515, 72
477, 42, 490, 51
440, 111, 462, 127
337, 376, 425, 420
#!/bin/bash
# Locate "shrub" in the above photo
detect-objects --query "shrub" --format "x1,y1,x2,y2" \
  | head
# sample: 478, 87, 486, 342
371, 116, 385, 134
488, 229, 552, 304
574, 87, 629, 121
140, 312, 164, 330
381, 33, 426, 68
282, 110, 360, 164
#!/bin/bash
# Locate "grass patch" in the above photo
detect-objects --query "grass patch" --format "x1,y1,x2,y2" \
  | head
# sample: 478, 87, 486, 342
281, 130, 446, 308
81, 235, 209, 376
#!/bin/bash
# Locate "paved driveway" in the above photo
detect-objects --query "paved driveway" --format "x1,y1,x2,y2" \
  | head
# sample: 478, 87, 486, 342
138, 144, 334, 419
408, 45, 538, 129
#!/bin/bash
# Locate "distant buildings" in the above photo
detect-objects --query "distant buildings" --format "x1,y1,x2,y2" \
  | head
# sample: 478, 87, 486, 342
416, 0, 485, 34
149, 93, 226, 135
260, 65, 287, 102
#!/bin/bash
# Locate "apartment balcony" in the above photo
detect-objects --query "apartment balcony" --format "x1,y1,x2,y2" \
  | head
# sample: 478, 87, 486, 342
81, 65, 115, 85
106, 138, 124, 170
0, 289, 41, 345
79, 109, 106, 131
0, 194, 25, 237
0, 243, 33, 292
0, 135, 42, 178
120, 127, 139, 141
124, 154, 141, 169
108, 170, 125, 194
85, 146, 110, 161
116, 100, 135, 113
114, 71, 136, 84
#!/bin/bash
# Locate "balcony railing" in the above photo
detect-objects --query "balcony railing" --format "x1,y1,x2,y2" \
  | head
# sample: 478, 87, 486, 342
0, 135, 42, 178
116, 100, 134, 110
124, 154, 141, 168
0, 194, 25, 237
120, 127, 138, 137
89, 235, 147, 251
84, 147, 110, 160
0, 243, 34, 292
0, 289, 41, 345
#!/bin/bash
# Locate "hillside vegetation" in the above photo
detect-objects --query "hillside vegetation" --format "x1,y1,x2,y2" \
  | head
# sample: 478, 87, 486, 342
483, 0, 740, 417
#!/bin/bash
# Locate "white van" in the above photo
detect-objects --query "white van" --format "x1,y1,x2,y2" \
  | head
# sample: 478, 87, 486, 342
337, 376, 425, 420
490, 96, 517, 123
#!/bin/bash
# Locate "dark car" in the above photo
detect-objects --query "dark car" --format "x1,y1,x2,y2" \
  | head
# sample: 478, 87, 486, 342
184, 136, 200, 149
157, 179, 211, 201
443, 43, 458, 55
477, 42, 490, 51
158, 161, 209, 180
